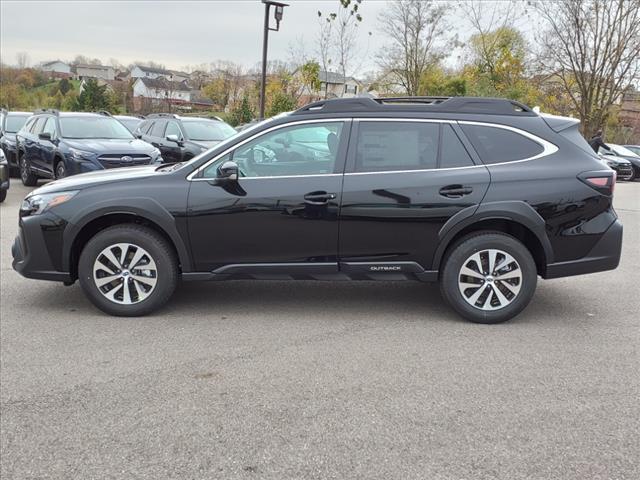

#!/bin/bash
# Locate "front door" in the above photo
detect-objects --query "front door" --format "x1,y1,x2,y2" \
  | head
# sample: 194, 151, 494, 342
187, 120, 350, 274
163, 121, 184, 163
339, 120, 490, 274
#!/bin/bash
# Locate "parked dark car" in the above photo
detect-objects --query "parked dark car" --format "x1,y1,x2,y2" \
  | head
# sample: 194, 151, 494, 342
0, 148, 9, 203
598, 152, 634, 181
0, 110, 32, 176
15, 110, 162, 185
114, 115, 144, 134
601, 143, 640, 180
136, 114, 236, 163
12, 97, 622, 323
623, 145, 640, 156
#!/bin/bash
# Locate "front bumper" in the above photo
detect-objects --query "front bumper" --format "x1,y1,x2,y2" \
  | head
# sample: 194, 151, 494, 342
12, 214, 73, 283
1, 143, 18, 167
544, 219, 623, 279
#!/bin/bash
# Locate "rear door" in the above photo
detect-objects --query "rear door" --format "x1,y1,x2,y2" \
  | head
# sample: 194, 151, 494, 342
338, 119, 490, 274
39, 117, 59, 174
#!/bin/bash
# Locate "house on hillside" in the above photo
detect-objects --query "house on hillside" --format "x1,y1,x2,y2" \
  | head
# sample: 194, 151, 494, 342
130, 65, 189, 83
74, 64, 115, 81
39, 61, 72, 78
295, 70, 362, 104
132, 77, 194, 111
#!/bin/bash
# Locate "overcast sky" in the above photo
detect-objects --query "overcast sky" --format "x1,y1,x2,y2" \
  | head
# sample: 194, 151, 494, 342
0, 1, 537, 74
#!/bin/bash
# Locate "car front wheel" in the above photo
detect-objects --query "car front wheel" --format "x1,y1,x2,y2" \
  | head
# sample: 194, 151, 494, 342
20, 155, 38, 187
440, 232, 537, 324
78, 225, 178, 316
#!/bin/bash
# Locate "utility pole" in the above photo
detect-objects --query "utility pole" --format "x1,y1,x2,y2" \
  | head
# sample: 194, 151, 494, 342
259, 0, 288, 120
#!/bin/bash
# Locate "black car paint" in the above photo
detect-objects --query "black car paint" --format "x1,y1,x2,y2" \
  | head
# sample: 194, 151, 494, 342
13, 106, 622, 287
0, 111, 31, 171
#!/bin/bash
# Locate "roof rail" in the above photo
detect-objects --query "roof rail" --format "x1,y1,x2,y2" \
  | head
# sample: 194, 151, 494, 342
96, 110, 112, 116
292, 96, 536, 116
147, 113, 179, 119
33, 108, 59, 116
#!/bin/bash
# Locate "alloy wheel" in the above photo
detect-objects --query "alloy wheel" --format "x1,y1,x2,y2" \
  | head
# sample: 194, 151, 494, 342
457, 249, 522, 311
20, 157, 28, 183
93, 243, 158, 305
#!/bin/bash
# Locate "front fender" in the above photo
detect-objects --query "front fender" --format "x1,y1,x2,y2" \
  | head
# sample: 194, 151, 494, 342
62, 196, 192, 273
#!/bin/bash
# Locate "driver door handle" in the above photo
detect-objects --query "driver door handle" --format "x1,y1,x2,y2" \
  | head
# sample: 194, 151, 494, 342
439, 185, 473, 198
304, 191, 336, 204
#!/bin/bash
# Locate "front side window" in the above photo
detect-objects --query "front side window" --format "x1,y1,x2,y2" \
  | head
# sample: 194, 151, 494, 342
59, 117, 133, 139
42, 117, 57, 138
150, 120, 167, 138
31, 117, 47, 135
461, 124, 544, 164
202, 121, 344, 178
355, 121, 439, 172
165, 121, 182, 138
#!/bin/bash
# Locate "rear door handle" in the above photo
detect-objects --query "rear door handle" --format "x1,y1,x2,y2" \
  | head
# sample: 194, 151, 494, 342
439, 185, 473, 198
304, 191, 336, 204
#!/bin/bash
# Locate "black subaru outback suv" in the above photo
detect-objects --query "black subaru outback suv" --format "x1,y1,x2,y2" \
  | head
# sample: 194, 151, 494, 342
12, 97, 622, 323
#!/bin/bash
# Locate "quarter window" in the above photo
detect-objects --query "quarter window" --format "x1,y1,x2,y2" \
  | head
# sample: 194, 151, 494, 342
355, 121, 439, 172
440, 125, 474, 168
31, 117, 47, 135
460, 124, 544, 164
202, 122, 344, 178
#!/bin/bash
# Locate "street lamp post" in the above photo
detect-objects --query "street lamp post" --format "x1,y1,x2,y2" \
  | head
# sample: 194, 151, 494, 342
259, 0, 288, 120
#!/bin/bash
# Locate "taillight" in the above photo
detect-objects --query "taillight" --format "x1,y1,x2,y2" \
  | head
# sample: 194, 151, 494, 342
578, 170, 616, 195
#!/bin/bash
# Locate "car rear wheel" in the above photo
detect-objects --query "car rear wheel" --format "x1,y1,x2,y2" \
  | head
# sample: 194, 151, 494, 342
78, 225, 178, 316
20, 155, 38, 187
0, 188, 6, 203
440, 232, 537, 324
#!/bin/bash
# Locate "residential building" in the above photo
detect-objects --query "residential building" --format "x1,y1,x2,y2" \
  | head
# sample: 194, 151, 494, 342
74, 64, 115, 81
132, 77, 194, 111
39, 60, 72, 78
295, 70, 362, 104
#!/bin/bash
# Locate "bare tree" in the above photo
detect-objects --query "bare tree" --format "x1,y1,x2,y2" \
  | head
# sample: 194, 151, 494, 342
535, 0, 640, 138
316, 12, 334, 98
15, 52, 30, 69
333, 7, 360, 86
377, 0, 449, 96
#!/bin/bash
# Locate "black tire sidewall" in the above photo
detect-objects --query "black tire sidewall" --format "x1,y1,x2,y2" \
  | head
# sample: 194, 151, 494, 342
55, 161, 67, 179
78, 226, 177, 316
20, 156, 37, 186
441, 233, 537, 324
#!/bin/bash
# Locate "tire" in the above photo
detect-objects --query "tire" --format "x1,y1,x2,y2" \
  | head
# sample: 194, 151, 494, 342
0, 188, 6, 203
20, 154, 38, 187
440, 231, 537, 324
78, 225, 178, 316
55, 160, 67, 179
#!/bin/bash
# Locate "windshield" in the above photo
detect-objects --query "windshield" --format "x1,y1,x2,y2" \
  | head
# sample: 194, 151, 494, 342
5, 115, 30, 133
117, 118, 142, 133
610, 144, 640, 158
60, 117, 134, 139
183, 121, 236, 142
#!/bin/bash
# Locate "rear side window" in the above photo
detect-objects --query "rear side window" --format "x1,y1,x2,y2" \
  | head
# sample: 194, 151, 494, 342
440, 125, 474, 168
139, 120, 154, 135
461, 124, 544, 164
356, 121, 439, 172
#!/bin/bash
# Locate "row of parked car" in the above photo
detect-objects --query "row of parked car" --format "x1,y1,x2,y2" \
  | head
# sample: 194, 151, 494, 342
597, 144, 640, 181
0, 109, 237, 200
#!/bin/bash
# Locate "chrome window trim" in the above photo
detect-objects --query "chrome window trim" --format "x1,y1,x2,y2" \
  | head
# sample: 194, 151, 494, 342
187, 118, 350, 181
188, 117, 558, 181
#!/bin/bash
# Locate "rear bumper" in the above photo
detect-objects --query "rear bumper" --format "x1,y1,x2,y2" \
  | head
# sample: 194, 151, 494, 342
544, 219, 623, 279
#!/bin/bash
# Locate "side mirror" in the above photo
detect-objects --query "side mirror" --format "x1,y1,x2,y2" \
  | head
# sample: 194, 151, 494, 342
39, 132, 52, 141
166, 134, 183, 145
217, 160, 239, 182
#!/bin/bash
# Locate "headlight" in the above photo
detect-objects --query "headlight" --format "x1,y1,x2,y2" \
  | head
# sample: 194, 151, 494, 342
69, 148, 95, 162
21, 191, 79, 216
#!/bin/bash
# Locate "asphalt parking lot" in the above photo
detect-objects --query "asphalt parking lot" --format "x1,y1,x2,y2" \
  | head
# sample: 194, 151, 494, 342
1, 180, 639, 480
